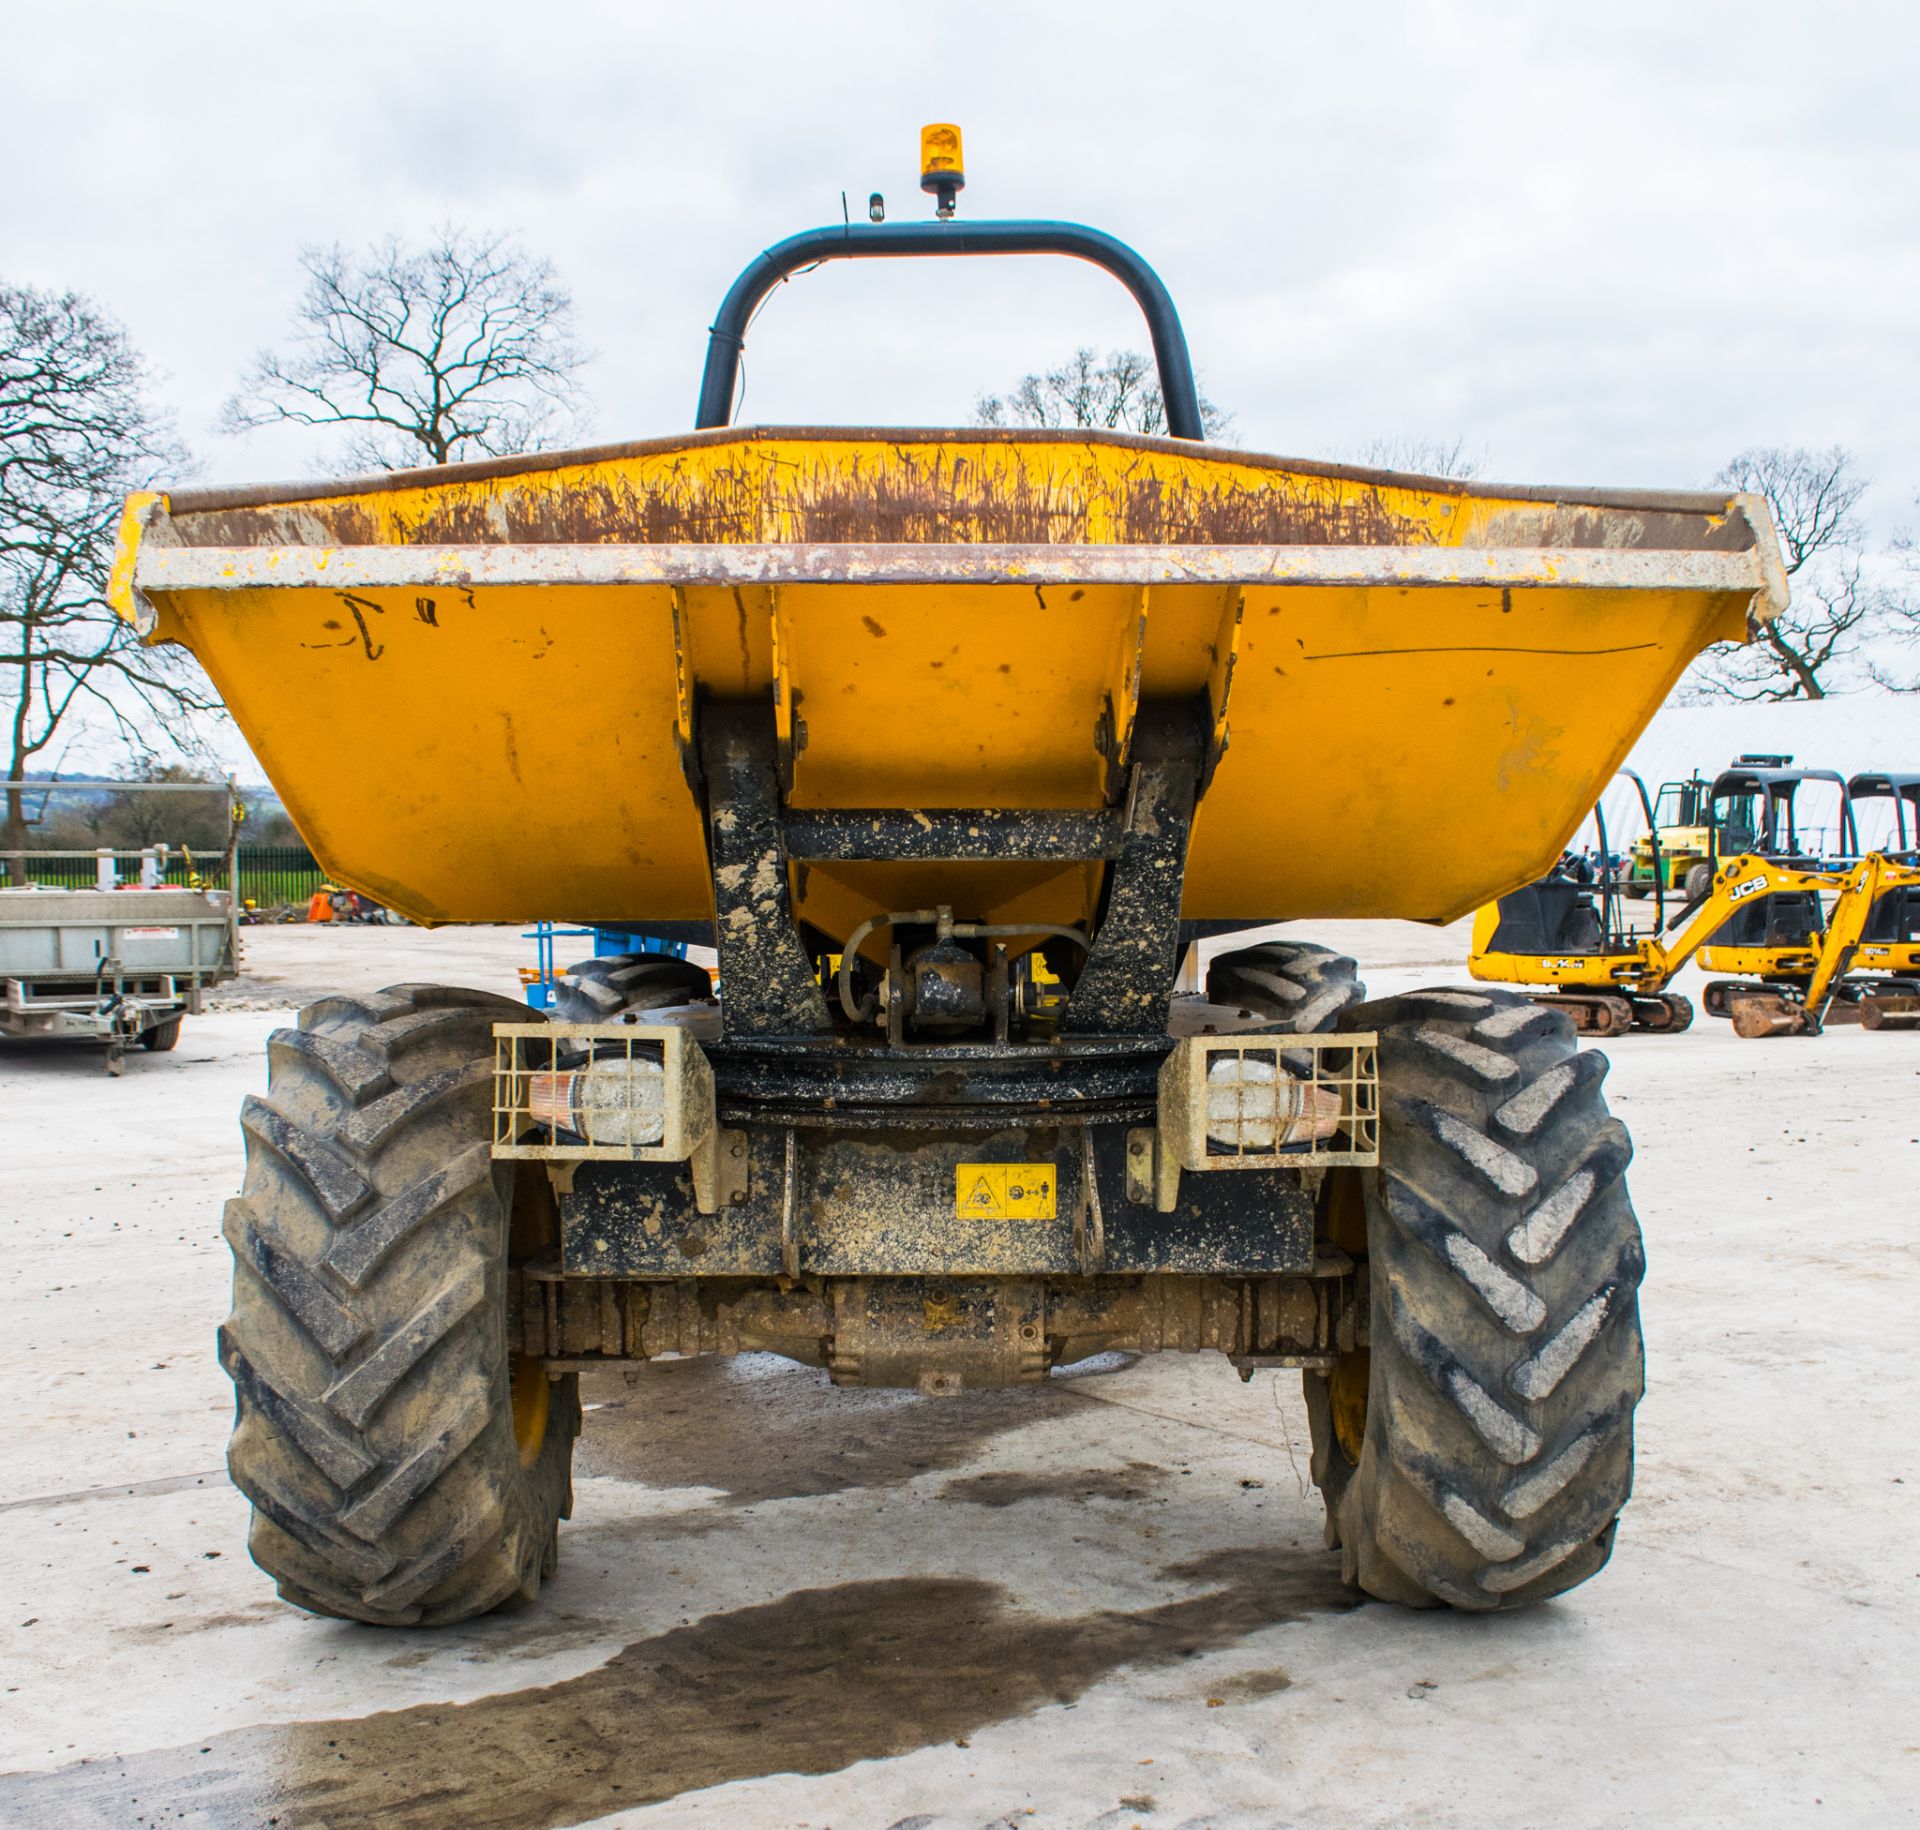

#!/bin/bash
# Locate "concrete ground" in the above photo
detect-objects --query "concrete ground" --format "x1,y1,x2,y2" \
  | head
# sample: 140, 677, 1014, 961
1, 922, 1916, 1828
207, 918, 545, 1010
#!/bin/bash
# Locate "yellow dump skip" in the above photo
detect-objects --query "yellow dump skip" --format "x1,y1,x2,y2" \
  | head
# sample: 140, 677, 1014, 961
112, 428, 1784, 932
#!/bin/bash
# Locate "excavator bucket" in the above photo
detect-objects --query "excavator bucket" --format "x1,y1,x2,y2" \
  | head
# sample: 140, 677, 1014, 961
110, 434, 1784, 934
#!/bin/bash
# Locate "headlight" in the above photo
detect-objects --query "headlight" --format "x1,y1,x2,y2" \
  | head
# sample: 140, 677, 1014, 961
1204, 1050, 1345, 1152
1152, 1034, 1379, 1206
525, 1055, 666, 1148
493, 1022, 728, 1211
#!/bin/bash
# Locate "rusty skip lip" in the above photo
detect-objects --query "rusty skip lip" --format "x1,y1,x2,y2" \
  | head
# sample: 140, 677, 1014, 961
132, 538, 1784, 604
154, 424, 1755, 518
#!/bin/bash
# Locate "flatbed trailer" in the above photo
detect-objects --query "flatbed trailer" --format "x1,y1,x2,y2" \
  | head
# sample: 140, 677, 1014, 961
0, 883, 238, 1066
1, 781, 242, 1068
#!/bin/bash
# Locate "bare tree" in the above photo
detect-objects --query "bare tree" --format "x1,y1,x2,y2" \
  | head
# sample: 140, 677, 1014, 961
93, 765, 233, 851
1867, 519, 1920, 693
1685, 446, 1887, 702
1349, 435, 1485, 480
976, 346, 1232, 440
223, 228, 590, 471
2, 283, 211, 883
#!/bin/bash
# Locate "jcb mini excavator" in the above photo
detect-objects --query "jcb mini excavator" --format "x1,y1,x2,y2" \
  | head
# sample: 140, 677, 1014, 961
1836, 773, 1920, 1030
1848, 773, 1920, 991
1470, 770, 1693, 1034
1475, 771, 1848, 1034
1692, 761, 1859, 1026
1472, 770, 1920, 1036
1700, 849, 1920, 1035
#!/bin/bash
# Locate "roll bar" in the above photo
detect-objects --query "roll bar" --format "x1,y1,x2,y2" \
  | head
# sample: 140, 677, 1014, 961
1849, 772, 1920, 852
1709, 766, 1859, 859
694, 219, 1206, 440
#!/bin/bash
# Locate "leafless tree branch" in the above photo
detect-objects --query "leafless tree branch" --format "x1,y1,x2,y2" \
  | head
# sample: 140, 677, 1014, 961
2, 281, 214, 880
1863, 522, 1920, 692
1682, 445, 1896, 703
976, 346, 1232, 442
1717, 444, 1865, 576
221, 227, 592, 471
1347, 435, 1486, 480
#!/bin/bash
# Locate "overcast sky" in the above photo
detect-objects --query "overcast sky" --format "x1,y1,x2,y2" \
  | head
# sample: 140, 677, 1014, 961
6, 1, 1918, 768
9, 0, 1917, 506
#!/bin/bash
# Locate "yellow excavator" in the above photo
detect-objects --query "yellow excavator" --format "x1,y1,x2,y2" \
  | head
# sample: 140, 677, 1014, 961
1470, 770, 1694, 1034
1685, 761, 1920, 1031
1691, 760, 1856, 1025
1470, 771, 1920, 1036
1842, 772, 1920, 1027
1700, 849, 1920, 1034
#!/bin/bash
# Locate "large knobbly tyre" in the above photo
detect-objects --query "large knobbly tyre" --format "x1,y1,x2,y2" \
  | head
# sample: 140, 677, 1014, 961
220, 983, 579, 1626
1307, 986, 1645, 1610
1207, 939, 1367, 1033
548, 952, 712, 1024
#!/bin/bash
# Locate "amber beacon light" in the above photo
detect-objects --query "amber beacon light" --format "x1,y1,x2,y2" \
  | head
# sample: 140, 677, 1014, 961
920, 123, 965, 217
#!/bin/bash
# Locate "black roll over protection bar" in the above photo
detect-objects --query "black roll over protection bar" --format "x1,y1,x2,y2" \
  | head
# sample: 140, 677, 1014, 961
694, 219, 1207, 441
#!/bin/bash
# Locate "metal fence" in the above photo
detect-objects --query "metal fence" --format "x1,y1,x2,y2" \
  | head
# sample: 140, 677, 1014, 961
4, 843, 328, 909
3, 848, 215, 892
234, 845, 327, 908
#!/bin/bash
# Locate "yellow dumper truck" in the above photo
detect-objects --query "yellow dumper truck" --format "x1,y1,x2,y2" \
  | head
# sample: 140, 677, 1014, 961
112, 164, 1786, 1623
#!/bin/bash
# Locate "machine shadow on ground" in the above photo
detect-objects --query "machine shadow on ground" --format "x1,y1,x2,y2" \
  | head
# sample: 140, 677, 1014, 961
576, 1349, 1144, 1507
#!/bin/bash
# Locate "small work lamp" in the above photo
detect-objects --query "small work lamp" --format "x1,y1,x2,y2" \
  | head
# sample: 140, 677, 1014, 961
920, 123, 964, 218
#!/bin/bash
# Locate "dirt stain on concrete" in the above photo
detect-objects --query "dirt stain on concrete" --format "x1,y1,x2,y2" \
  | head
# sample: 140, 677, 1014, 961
939, 1461, 1167, 1509
116, 1603, 282, 1644
577, 1352, 1119, 1508
1210, 1664, 1296, 1700
0, 1548, 1350, 1829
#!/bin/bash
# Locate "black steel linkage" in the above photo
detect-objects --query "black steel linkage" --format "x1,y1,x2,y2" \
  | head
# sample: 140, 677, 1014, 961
698, 703, 834, 1037
782, 807, 1123, 864
1060, 699, 1207, 1036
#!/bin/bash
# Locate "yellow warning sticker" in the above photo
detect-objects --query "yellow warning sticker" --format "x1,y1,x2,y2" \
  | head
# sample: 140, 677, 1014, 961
955, 1162, 1057, 1221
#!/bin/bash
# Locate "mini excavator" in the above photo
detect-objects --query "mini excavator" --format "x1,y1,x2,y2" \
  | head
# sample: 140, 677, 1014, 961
1470, 770, 1920, 1036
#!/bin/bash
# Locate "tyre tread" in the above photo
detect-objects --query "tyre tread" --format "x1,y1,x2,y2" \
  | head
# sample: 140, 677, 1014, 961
1311, 985, 1645, 1610
221, 983, 578, 1626
547, 952, 713, 1026
1206, 941, 1367, 1033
